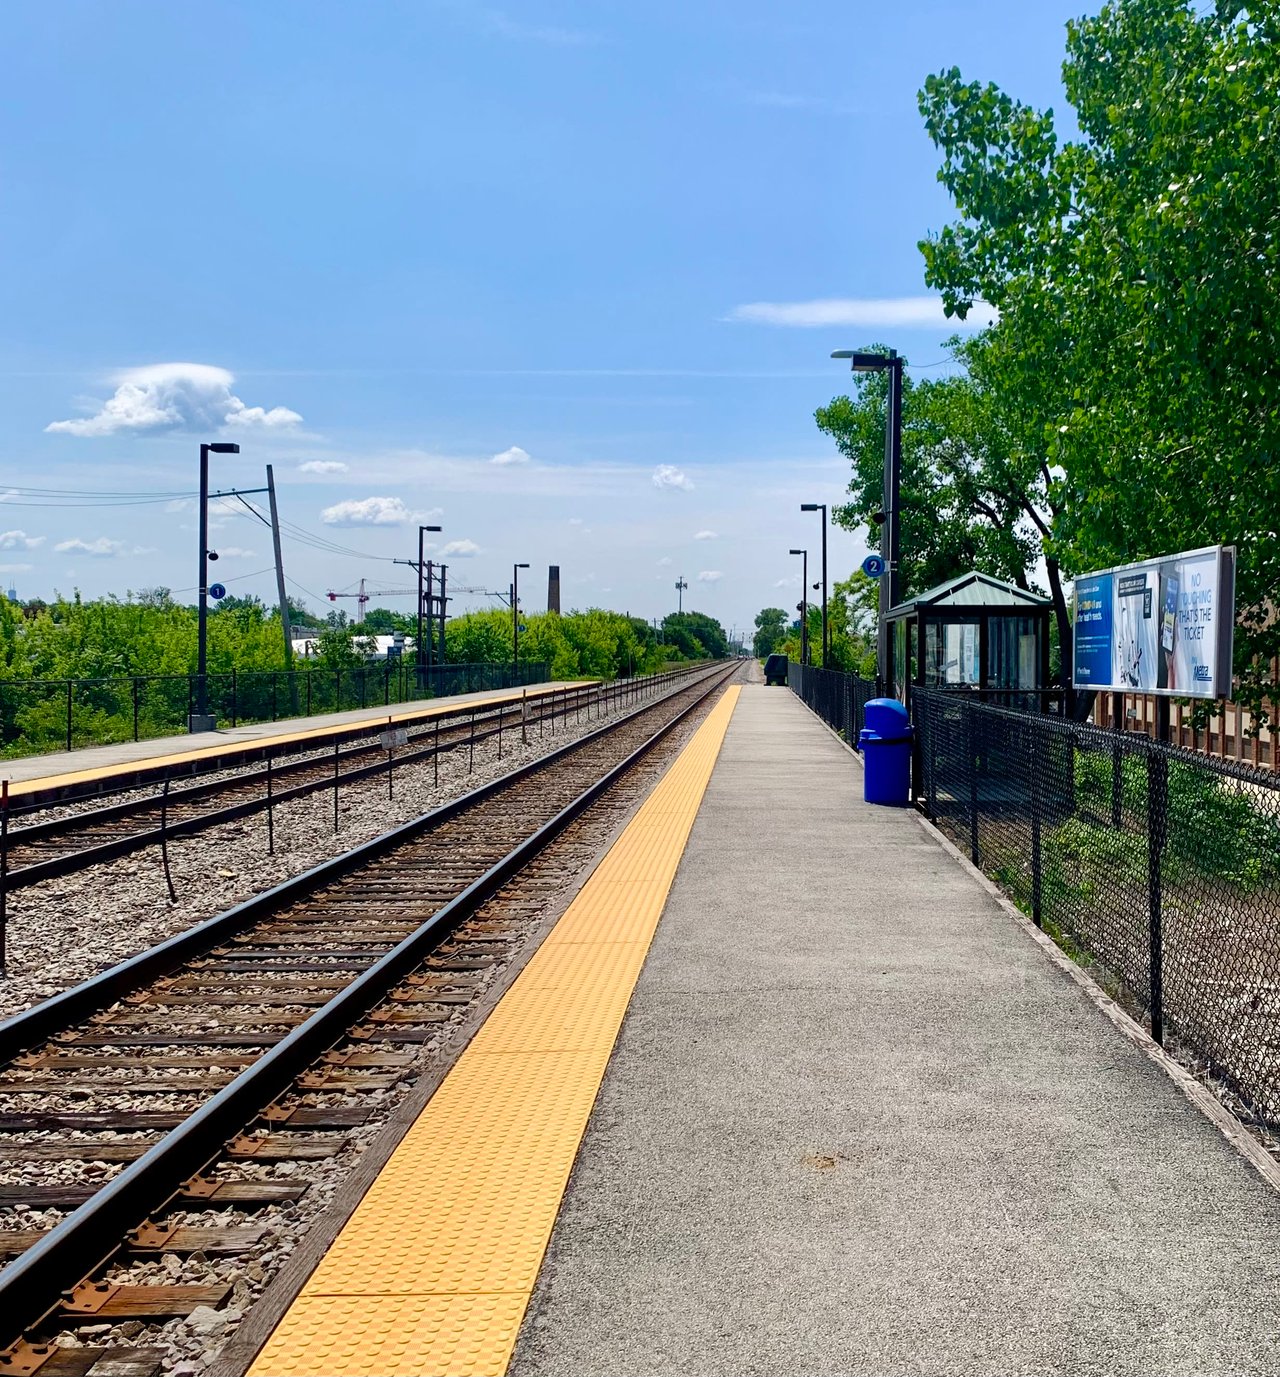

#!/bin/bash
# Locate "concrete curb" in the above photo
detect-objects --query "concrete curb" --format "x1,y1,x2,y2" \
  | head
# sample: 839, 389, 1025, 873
790, 690, 1280, 1199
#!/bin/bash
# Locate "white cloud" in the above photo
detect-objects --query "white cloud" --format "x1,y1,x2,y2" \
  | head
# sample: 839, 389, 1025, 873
484, 11, 599, 44
440, 538, 481, 558
216, 546, 255, 558
46, 362, 303, 437
54, 536, 151, 557
726, 296, 999, 329
0, 530, 43, 550
698, 570, 724, 583
657, 556, 672, 567
653, 464, 693, 491
774, 575, 800, 588
744, 91, 861, 115
491, 446, 531, 466
320, 496, 440, 527
0, 562, 33, 574
694, 530, 718, 541
298, 460, 349, 475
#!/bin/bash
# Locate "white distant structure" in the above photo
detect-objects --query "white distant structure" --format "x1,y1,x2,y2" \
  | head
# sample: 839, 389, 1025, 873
291, 632, 411, 661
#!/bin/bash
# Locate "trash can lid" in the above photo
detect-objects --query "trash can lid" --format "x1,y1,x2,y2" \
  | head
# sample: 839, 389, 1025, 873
864, 697, 910, 736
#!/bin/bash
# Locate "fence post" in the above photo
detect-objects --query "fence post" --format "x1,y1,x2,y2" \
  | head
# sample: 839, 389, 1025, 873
65, 680, 73, 753
967, 702, 980, 867
306, 671, 312, 719
159, 770, 177, 903
1110, 690, 1124, 827
1029, 722, 1042, 928
231, 669, 238, 729
1146, 744, 1168, 1044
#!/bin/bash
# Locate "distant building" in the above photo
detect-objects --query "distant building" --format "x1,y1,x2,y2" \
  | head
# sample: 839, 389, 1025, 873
290, 632, 411, 661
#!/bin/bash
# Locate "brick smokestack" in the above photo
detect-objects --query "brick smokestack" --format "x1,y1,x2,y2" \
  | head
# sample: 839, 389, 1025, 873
547, 564, 561, 615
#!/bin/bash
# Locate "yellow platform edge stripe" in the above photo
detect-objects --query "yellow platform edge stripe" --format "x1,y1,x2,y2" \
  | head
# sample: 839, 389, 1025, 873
247, 684, 741, 1377
4, 680, 592, 798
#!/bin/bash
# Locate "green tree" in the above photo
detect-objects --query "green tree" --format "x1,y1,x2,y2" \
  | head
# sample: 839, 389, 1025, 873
917, 0, 1280, 719
753, 608, 787, 658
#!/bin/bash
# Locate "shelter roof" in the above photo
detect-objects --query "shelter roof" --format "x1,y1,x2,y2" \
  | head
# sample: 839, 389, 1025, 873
886, 570, 1050, 618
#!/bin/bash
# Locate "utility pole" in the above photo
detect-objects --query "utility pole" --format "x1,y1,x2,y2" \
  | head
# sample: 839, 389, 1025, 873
192, 440, 239, 732
512, 562, 530, 668
265, 464, 296, 710
438, 563, 448, 666
675, 576, 688, 615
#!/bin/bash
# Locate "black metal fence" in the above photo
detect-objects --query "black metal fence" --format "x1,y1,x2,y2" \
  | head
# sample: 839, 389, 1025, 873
914, 687, 1280, 1126
0, 660, 552, 758
788, 663, 877, 748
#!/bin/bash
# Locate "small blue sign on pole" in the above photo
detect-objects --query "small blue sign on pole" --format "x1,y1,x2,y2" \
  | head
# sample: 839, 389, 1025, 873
861, 554, 885, 579
209, 582, 227, 600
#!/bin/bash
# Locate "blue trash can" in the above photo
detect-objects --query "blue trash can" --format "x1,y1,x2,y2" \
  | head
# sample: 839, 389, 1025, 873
859, 698, 913, 807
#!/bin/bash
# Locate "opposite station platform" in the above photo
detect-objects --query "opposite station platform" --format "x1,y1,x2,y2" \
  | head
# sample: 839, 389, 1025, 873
242, 682, 1280, 1377
0, 678, 590, 801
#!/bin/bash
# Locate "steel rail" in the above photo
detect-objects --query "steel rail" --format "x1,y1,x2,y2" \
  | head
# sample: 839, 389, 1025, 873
0, 663, 721, 1063
2, 669, 699, 890
0, 661, 736, 1350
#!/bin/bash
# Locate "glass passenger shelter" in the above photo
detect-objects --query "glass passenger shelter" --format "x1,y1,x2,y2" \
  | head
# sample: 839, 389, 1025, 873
885, 571, 1051, 708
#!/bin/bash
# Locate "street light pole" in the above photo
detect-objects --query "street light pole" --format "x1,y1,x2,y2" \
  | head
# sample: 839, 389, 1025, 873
513, 562, 530, 668
801, 502, 828, 665
831, 348, 904, 693
789, 548, 809, 665
193, 441, 240, 732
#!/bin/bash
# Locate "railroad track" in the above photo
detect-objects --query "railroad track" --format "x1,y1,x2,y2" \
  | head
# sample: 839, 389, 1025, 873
1, 673, 690, 891
0, 662, 739, 1375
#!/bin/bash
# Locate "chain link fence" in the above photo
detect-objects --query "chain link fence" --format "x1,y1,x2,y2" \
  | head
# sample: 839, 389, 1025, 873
0, 660, 552, 758
788, 662, 877, 747
914, 687, 1280, 1126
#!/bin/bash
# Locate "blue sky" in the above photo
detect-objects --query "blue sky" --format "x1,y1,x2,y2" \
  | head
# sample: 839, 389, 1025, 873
0, 0, 1083, 638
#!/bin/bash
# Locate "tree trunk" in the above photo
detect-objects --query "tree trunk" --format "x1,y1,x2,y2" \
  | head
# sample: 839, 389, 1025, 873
1045, 554, 1092, 722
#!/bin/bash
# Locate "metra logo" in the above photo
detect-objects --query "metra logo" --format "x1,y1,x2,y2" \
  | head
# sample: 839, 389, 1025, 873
1193, 664, 1211, 681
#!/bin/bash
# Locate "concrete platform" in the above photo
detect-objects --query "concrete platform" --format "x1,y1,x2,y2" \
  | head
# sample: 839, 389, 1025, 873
511, 684, 1280, 1375
0, 679, 587, 795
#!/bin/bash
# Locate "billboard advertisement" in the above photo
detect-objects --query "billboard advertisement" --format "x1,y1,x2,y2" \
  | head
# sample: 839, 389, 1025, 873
1071, 545, 1235, 699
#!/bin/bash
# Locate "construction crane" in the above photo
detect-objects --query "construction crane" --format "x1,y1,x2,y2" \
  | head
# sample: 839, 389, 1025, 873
325, 579, 417, 624
326, 578, 507, 624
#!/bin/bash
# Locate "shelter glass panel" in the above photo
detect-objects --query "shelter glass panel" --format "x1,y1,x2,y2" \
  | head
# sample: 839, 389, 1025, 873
923, 617, 981, 687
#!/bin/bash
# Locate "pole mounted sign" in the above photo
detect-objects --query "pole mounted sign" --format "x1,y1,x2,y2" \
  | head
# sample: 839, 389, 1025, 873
1072, 544, 1235, 698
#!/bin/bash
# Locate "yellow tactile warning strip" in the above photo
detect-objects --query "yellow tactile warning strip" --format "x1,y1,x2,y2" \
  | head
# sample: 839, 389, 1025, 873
248, 684, 741, 1377
5, 680, 589, 798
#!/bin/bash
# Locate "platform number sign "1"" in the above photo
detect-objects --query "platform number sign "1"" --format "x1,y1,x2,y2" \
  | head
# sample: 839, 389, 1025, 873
209, 583, 227, 600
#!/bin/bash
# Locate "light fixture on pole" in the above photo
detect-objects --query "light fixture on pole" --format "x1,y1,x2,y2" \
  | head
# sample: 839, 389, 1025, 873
512, 562, 530, 668
789, 548, 809, 665
800, 502, 828, 666
832, 348, 903, 693
192, 441, 240, 733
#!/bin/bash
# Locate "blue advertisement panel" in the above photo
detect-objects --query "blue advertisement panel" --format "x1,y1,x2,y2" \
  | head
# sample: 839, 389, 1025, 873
1073, 573, 1113, 688
1072, 546, 1235, 699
